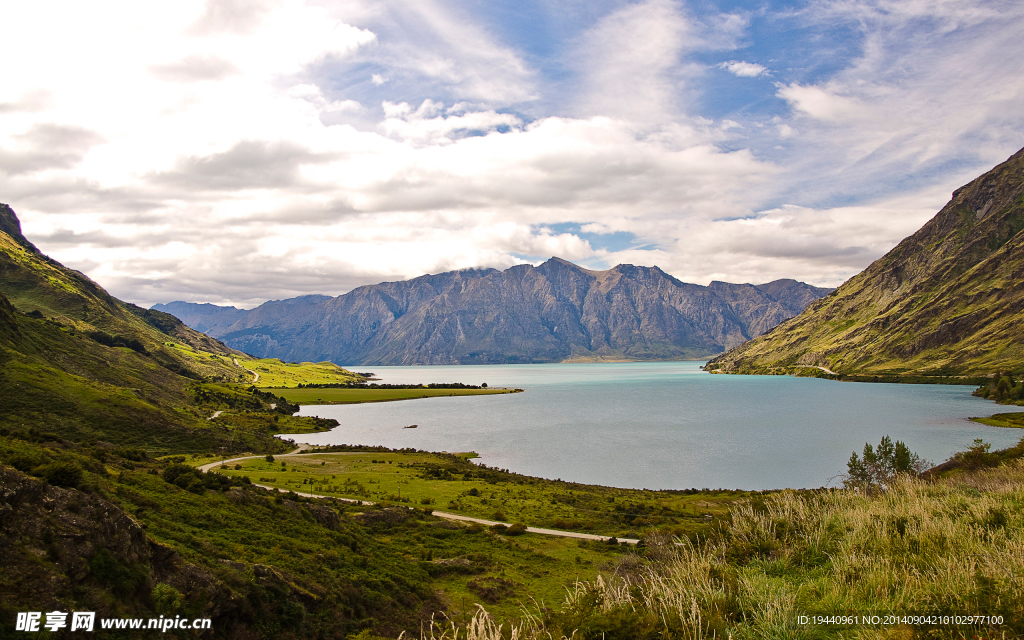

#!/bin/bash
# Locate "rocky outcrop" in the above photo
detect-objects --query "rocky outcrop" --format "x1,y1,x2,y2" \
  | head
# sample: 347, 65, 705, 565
157, 261, 831, 365
0, 465, 239, 621
0, 203, 40, 254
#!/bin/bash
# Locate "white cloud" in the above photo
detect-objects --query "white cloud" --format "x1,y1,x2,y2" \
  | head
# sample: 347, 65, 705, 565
1, 0, 1023, 309
718, 60, 767, 77
569, 0, 698, 122
771, 0, 1024, 199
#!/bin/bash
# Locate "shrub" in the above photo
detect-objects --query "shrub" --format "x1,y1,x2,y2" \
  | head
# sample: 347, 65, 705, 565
505, 522, 527, 536
115, 447, 147, 461
89, 549, 147, 596
152, 583, 183, 614
41, 461, 84, 488
7, 451, 46, 473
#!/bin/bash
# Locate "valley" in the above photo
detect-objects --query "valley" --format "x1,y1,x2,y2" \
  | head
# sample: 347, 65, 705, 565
4, 135, 1024, 640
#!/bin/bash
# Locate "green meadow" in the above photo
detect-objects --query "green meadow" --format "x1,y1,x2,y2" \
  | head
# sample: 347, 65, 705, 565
973, 411, 1024, 429
236, 357, 365, 387
216, 450, 754, 539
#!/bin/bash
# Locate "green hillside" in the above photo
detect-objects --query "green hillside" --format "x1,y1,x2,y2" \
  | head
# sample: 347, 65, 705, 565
0, 204, 376, 454
707, 147, 1024, 379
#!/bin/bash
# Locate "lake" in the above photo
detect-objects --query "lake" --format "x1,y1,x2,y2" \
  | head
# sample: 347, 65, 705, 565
283, 362, 1024, 490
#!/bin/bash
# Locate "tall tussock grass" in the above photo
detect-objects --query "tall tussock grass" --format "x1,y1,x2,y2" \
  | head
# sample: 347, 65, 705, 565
416, 460, 1024, 639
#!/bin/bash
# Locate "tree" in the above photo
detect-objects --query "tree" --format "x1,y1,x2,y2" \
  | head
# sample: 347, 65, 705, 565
845, 435, 928, 490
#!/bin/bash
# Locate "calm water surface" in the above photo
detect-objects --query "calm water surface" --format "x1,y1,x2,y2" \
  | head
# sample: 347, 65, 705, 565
283, 362, 1024, 490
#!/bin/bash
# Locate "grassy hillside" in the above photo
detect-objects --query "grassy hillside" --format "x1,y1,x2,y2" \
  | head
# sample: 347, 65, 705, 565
452, 461, 1024, 640
707, 146, 1024, 379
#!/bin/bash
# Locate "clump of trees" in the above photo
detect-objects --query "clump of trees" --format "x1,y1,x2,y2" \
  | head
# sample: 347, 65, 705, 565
845, 435, 928, 490
86, 330, 147, 354
162, 463, 250, 494
973, 373, 1024, 403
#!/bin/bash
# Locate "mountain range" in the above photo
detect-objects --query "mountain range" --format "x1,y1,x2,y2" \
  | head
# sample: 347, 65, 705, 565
707, 146, 1024, 377
155, 261, 832, 365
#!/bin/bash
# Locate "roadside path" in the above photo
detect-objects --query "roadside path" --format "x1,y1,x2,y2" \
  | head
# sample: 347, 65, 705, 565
795, 364, 838, 375
199, 450, 638, 544
207, 410, 223, 421
233, 358, 259, 383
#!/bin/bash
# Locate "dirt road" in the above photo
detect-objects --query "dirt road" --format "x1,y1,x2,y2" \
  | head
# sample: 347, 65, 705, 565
199, 450, 638, 544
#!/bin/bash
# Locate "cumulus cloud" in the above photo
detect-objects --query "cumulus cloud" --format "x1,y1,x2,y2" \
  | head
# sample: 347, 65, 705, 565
0, 89, 52, 114
718, 61, 767, 77
1, 0, 1023, 308
149, 55, 241, 82
0, 123, 104, 175
147, 140, 332, 192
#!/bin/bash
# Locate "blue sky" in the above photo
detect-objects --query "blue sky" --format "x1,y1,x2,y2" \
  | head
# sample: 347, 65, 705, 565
1, 0, 1023, 306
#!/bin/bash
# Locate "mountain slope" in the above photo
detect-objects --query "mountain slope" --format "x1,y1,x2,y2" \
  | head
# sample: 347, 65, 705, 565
707, 146, 1024, 377
157, 260, 832, 365
0, 204, 350, 452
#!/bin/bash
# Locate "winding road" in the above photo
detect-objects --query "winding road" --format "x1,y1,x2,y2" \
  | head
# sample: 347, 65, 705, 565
199, 450, 639, 544
795, 364, 838, 375
233, 358, 259, 383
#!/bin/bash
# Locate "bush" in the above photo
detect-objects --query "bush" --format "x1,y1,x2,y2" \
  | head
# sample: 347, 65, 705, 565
7, 451, 46, 473
115, 447, 147, 461
505, 522, 527, 536
89, 549, 147, 596
152, 583, 183, 614
41, 461, 84, 488
952, 438, 995, 470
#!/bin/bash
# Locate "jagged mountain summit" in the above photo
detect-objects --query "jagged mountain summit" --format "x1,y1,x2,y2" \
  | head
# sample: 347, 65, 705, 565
707, 146, 1024, 377
156, 260, 832, 365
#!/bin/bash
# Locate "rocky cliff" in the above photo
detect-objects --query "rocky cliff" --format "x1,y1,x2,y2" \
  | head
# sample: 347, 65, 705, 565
156, 260, 831, 365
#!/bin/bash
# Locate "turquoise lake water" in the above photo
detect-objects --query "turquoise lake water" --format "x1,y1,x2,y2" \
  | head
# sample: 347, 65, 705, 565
285, 362, 1024, 490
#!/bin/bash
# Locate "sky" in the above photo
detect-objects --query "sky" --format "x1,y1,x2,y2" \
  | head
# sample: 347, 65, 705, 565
2, 0, 1023, 308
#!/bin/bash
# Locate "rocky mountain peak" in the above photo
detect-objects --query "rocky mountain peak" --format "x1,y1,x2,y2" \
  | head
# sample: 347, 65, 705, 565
0, 203, 40, 253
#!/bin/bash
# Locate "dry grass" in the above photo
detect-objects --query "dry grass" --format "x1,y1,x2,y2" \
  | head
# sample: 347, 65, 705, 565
413, 461, 1024, 639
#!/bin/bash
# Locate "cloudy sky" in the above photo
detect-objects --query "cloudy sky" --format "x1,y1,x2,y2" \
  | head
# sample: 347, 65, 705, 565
2, 0, 1023, 308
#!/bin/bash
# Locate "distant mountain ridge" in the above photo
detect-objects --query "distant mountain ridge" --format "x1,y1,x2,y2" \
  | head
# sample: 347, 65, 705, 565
706, 146, 1024, 377
155, 260, 832, 365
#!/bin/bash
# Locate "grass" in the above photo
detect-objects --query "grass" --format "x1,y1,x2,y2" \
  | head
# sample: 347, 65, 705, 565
214, 450, 750, 540
239, 357, 364, 387
972, 412, 1024, 429
269, 387, 521, 405
0, 433, 635, 632
417, 458, 1024, 640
